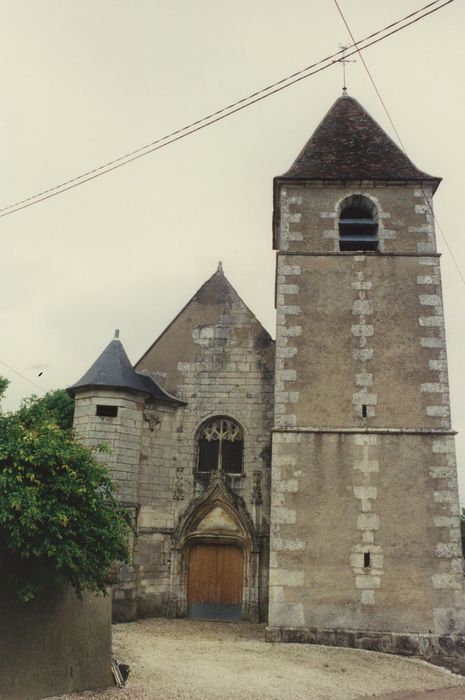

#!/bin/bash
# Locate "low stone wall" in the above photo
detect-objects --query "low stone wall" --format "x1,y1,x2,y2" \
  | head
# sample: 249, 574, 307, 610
266, 626, 465, 675
0, 583, 113, 700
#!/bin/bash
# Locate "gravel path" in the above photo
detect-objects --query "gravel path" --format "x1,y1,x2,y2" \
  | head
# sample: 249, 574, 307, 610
48, 619, 465, 700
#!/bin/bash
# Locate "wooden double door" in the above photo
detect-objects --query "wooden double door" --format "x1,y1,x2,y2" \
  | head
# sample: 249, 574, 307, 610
187, 543, 244, 621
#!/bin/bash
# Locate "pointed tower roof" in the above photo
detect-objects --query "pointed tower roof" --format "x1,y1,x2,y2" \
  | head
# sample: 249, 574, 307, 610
278, 94, 440, 189
69, 330, 185, 403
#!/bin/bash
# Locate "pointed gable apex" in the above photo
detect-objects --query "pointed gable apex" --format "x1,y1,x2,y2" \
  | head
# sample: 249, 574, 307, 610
278, 94, 440, 188
137, 264, 272, 366
135, 265, 274, 395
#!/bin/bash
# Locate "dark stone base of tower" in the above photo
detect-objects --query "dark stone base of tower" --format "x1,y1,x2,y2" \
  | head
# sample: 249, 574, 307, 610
266, 626, 465, 676
70, 94, 465, 672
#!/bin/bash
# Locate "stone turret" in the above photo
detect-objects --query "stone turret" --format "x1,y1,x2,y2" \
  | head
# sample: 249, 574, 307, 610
69, 331, 185, 620
70, 330, 171, 503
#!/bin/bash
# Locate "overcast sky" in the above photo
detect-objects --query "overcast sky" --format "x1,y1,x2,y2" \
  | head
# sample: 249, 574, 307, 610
1, 1, 464, 497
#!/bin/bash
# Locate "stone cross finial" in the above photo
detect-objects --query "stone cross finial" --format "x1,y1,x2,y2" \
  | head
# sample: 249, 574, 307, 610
217, 261, 223, 274
114, 329, 120, 339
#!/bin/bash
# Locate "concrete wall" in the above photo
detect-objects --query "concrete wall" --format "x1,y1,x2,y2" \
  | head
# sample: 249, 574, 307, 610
0, 582, 112, 700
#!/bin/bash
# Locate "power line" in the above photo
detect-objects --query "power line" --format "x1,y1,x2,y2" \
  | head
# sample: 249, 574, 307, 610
333, 0, 408, 150
0, 0, 454, 220
333, 0, 465, 288
0, 359, 48, 394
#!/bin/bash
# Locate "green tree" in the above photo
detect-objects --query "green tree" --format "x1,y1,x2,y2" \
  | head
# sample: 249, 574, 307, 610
0, 376, 9, 400
16, 387, 75, 431
0, 380, 131, 602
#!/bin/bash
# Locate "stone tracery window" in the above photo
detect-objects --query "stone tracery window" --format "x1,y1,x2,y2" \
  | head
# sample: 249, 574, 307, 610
197, 417, 243, 475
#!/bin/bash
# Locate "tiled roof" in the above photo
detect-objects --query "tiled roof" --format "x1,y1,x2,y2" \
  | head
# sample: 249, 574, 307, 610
279, 94, 440, 188
69, 335, 185, 404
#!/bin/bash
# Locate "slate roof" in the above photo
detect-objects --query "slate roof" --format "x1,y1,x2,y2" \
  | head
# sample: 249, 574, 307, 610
69, 334, 185, 404
278, 94, 440, 189
135, 371, 186, 404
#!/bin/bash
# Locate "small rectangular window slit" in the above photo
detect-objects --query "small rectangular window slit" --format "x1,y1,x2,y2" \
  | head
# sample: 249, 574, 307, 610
364, 552, 371, 568
96, 404, 118, 418
362, 404, 367, 418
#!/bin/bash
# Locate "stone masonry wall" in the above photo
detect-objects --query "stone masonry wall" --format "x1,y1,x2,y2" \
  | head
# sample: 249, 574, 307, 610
269, 431, 464, 635
275, 253, 452, 430
73, 271, 275, 621
136, 270, 274, 619
270, 180, 464, 640
73, 388, 144, 502
274, 183, 450, 430
276, 183, 436, 255
73, 388, 145, 620
135, 402, 181, 617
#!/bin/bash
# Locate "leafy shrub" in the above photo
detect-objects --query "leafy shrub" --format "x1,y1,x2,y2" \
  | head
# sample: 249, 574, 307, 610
0, 380, 131, 601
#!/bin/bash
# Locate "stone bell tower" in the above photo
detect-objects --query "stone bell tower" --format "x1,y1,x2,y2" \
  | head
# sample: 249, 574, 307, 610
267, 94, 465, 669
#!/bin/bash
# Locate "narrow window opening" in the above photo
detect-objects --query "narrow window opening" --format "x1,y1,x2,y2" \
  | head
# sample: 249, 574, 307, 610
362, 404, 367, 418
364, 552, 371, 568
96, 404, 118, 418
222, 439, 243, 474
197, 439, 219, 472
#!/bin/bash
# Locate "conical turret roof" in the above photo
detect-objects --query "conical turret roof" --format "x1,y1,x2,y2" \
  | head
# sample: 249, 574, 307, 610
69, 331, 185, 403
279, 94, 440, 188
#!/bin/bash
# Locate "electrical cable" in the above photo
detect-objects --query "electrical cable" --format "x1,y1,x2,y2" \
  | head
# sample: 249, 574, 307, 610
0, 0, 455, 220
0, 0, 457, 399
333, 0, 465, 288
0, 359, 48, 394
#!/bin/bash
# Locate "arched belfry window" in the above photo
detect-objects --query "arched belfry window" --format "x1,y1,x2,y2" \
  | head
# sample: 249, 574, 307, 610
197, 417, 243, 475
339, 195, 378, 252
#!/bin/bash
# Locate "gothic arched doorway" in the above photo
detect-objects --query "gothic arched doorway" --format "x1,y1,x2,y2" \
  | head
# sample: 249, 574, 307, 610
187, 542, 244, 620
169, 471, 260, 621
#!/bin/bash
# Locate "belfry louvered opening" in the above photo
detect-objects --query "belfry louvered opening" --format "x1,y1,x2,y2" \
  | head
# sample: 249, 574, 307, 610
339, 195, 378, 252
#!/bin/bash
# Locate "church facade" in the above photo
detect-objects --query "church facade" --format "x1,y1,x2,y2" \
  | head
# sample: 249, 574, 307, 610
70, 95, 465, 669
71, 264, 274, 623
